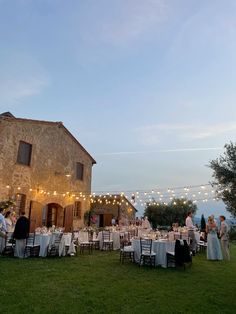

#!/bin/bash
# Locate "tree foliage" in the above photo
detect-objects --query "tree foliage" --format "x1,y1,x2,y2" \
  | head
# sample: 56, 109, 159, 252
209, 142, 236, 217
144, 198, 197, 229
200, 214, 206, 232
0, 199, 15, 210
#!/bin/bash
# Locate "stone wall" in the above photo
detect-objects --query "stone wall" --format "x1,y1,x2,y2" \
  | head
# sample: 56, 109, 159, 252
0, 116, 95, 228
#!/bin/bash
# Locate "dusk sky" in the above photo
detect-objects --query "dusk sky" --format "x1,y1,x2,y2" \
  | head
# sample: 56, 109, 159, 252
1, 0, 236, 217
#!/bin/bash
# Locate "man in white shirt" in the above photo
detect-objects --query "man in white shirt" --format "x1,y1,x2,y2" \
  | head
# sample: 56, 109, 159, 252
185, 211, 197, 255
219, 215, 230, 260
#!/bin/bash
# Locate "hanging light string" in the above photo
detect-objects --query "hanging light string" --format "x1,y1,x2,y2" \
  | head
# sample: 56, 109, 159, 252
3, 182, 227, 207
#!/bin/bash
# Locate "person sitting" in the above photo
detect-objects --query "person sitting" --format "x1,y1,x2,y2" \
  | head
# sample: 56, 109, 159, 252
13, 211, 30, 258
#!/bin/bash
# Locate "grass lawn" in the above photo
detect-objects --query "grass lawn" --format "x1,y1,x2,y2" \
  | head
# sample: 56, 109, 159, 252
0, 245, 236, 314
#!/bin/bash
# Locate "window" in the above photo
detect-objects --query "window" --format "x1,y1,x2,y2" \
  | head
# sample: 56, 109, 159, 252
76, 162, 84, 180
15, 194, 26, 215
17, 141, 32, 166
73, 201, 81, 219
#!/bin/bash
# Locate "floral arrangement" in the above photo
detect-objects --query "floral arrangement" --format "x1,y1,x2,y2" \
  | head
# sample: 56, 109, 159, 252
0, 199, 15, 211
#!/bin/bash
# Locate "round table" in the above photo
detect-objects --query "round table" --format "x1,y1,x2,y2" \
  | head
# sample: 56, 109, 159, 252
35, 233, 72, 257
97, 231, 121, 250
132, 239, 175, 268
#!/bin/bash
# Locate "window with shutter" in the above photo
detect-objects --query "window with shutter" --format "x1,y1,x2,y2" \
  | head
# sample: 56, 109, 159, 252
73, 201, 82, 219
76, 162, 84, 180
17, 141, 32, 166
15, 194, 26, 215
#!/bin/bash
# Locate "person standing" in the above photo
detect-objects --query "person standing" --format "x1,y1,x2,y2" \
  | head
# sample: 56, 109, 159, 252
0, 207, 7, 254
111, 216, 116, 226
13, 211, 30, 258
219, 215, 230, 260
4, 211, 15, 233
206, 216, 222, 261
185, 211, 197, 255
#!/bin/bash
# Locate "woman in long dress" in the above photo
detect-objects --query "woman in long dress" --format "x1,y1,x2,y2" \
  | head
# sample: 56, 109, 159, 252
4, 211, 15, 233
206, 216, 222, 260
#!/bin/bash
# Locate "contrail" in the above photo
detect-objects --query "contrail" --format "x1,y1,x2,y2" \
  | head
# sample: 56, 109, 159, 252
94, 147, 223, 156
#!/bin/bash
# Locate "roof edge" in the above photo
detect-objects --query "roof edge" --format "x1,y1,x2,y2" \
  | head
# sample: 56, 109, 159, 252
1, 116, 96, 164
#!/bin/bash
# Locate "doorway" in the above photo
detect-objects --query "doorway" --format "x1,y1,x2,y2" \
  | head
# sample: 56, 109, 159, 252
45, 203, 64, 227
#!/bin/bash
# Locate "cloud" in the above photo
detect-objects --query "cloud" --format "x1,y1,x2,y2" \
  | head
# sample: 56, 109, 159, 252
0, 54, 50, 107
95, 147, 223, 157
78, 0, 170, 48
135, 122, 236, 145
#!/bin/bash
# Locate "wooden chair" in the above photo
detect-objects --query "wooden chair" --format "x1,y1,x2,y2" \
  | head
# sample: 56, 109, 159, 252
139, 239, 156, 267
102, 231, 113, 251
167, 239, 192, 269
24, 233, 40, 257
120, 238, 134, 264
2, 232, 15, 256
47, 232, 63, 257
197, 240, 207, 253
91, 232, 100, 250
79, 232, 93, 254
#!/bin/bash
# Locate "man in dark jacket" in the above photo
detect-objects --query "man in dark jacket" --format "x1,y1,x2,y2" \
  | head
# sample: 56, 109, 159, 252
13, 212, 30, 258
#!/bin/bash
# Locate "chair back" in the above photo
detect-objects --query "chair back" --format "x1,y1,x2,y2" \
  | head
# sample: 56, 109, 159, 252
175, 239, 192, 266
102, 231, 111, 241
140, 238, 152, 254
5, 232, 14, 247
52, 232, 63, 246
88, 231, 93, 242
26, 233, 35, 246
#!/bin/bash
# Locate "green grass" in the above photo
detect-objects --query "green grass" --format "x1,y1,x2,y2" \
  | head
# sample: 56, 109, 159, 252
1, 246, 236, 314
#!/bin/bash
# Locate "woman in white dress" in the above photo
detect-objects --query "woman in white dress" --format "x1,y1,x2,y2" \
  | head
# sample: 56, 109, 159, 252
206, 216, 222, 261
4, 211, 15, 233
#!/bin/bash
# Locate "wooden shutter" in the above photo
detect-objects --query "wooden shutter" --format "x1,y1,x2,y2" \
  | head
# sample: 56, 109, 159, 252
56, 206, 65, 227
76, 162, 84, 180
64, 205, 73, 232
17, 141, 32, 166
104, 214, 113, 227
29, 201, 43, 232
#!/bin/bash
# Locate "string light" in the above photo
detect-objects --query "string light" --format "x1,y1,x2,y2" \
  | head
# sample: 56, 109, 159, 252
3, 182, 227, 208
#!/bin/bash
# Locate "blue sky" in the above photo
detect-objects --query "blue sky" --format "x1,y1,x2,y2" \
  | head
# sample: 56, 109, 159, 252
1, 0, 236, 217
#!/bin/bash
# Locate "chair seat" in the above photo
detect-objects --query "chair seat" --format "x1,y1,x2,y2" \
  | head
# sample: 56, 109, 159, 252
80, 242, 91, 245
26, 244, 40, 248
198, 241, 207, 246
121, 246, 134, 252
103, 240, 113, 243
141, 251, 156, 256
166, 251, 175, 256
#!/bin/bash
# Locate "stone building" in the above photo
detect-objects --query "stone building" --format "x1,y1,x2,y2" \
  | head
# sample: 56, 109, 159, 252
91, 195, 137, 227
0, 112, 96, 231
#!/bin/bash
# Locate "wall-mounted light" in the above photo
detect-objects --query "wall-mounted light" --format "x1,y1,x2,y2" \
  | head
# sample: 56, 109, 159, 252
54, 171, 71, 177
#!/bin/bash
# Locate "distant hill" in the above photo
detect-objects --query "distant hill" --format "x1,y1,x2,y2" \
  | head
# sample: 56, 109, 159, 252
194, 216, 236, 227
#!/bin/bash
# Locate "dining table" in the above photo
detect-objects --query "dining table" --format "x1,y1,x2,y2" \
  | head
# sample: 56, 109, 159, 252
97, 231, 121, 250
132, 239, 176, 268
34, 232, 75, 257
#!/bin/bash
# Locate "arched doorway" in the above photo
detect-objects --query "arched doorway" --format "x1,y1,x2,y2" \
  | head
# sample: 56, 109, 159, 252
44, 203, 64, 228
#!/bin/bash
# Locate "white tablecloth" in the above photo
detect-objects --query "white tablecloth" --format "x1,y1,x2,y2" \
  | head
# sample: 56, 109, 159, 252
35, 233, 73, 257
132, 239, 175, 268
97, 231, 120, 250
77, 231, 89, 243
